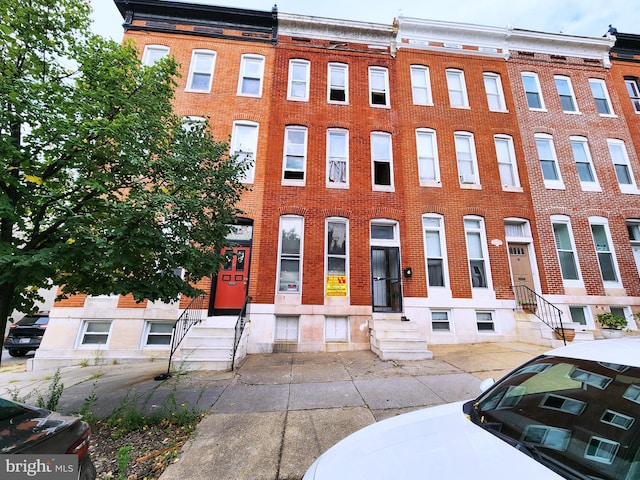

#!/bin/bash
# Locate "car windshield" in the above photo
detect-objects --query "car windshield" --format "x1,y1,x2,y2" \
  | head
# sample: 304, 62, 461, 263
466, 355, 640, 480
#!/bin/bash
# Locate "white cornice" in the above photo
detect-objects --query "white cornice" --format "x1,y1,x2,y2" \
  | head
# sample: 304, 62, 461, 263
278, 12, 395, 47
396, 16, 614, 66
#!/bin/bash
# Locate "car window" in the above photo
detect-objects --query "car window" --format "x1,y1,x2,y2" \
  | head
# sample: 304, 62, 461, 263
471, 356, 640, 480
0, 399, 30, 422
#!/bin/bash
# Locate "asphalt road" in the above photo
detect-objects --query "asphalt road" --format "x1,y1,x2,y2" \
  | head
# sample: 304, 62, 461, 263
0, 347, 32, 368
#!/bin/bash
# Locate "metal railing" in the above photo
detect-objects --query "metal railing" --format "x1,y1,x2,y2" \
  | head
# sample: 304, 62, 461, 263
512, 285, 567, 346
231, 295, 251, 370
155, 294, 207, 380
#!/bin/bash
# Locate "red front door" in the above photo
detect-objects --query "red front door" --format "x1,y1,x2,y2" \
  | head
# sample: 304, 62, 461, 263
213, 246, 250, 312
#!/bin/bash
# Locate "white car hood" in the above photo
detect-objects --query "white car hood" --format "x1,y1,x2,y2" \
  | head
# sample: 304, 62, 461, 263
305, 401, 564, 480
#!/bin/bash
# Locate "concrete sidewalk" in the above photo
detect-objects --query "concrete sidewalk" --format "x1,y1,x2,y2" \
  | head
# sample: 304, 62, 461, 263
0, 342, 549, 480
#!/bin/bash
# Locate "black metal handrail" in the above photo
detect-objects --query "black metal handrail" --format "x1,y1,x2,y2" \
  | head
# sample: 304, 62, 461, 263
155, 293, 207, 380
512, 285, 567, 346
231, 295, 251, 370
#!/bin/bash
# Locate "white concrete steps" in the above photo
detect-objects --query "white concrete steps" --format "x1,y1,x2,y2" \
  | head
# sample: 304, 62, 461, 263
175, 316, 238, 371
369, 319, 433, 361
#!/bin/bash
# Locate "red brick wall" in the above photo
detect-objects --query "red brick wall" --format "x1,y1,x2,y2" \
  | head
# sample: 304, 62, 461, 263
507, 52, 640, 297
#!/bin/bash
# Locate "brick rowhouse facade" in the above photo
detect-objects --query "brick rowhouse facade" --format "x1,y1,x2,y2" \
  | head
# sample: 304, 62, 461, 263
34, 1, 640, 370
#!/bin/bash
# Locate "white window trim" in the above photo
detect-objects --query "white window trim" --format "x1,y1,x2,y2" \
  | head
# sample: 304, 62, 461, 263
570, 136, 600, 192
589, 216, 622, 288
430, 310, 453, 333
494, 134, 521, 190
282, 125, 308, 186
535, 133, 565, 190
455, 132, 480, 187
607, 138, 639, 194
554, 75, 580, 114
368, 66, 390, 108
287, 59, 310, 102
589, 78, 615, 117
464, 216, 492, 291
142, 44, 169, 66
624, 78, 640, 113
475, 311, 496, 332
446, 69, 469, 109
370, 219, 399, 247
326, 128, 349, 188
483, 72, 507, 112
327, 63, 349, 104
416, 128, 440, 186
275, 315, 300, 342
522, 72, 546, 111
231, 120, 259, 184
276, 215, 304, 294
185, 49, 216, 93
141, 320, 174, 348
423, 214, 450, 290
410, 65, 433, 106
325, 316, 350, 342
237, 54, 265, 98
325, 217, 349, 297
76, 320, 113, 348
371, 131, 395, 192
551, 215, 583, 288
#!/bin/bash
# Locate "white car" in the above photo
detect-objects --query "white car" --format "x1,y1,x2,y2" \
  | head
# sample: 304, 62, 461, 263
303, 338, 640, 480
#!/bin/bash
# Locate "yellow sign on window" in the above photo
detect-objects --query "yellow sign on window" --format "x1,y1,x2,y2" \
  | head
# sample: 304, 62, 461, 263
326, 276, 347, 296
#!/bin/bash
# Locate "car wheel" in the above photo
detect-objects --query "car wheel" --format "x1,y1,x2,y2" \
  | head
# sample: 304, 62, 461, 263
8, 350, 28, 357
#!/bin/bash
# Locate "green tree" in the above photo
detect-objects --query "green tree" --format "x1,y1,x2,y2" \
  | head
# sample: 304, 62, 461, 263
0, 0, 249, 363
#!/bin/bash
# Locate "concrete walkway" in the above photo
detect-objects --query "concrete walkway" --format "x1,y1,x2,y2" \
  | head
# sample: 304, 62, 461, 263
0, 342, 550, 480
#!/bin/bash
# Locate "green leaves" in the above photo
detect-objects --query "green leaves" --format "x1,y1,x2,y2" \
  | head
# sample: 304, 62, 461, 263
0, 0, 248, 317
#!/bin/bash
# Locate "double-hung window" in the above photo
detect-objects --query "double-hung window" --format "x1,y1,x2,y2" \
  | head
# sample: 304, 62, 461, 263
446, 69, 468, 108
522, 72, 545, 110
371, 132, 394, 190
328, 63, 348, 103
327, 129, 348, 187
464, 217, 490, 289
144, 321, 173, 347
287, 59, 310, 101
624, 78, 640, 113
78, 320, 112, 346
410, 65, 432, 105
142, 45, 169, 66
483, 73, 507, 111
555, 76, 578, 113
326, 218, 348, 295
589, 79, 613, 115
494, 135, 519, 188
423, 215, 447, 288
186, 49, 216, 92
237, 54, 264, 97
571, 136, 599, 190
282, 126, 308, 184
277, 216, 304, 293
552, 216, 581, 283
455, 132, 478, 185
416, 129, 439, 185
369, 67, 390, 107
590, 217, 620, 285
607, 139, 637, 193
535, 134, 563, 188
231, 121, 259, 184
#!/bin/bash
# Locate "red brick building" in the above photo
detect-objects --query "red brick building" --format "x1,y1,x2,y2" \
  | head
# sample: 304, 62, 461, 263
34, 1, 640, 370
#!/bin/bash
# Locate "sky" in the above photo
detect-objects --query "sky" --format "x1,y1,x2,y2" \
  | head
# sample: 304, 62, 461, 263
92, 0, 639, 42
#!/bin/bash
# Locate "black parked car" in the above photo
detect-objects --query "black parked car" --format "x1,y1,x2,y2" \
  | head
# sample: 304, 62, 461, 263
3, 312, 49, 357
0, 397, 96, 480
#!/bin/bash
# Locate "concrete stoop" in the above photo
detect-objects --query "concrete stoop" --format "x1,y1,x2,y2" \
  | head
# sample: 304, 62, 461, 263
369, 319, 433, 361
175, 316, 237, 371
515, 312, 594, 347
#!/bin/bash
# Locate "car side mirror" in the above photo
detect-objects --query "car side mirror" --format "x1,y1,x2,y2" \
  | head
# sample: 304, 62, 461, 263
479, 378, 495, 393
